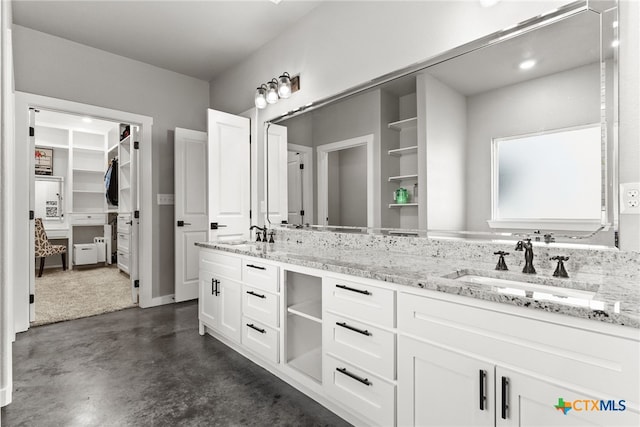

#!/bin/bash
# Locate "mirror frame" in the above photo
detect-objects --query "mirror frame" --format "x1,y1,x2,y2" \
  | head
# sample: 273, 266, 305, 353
264, 0, 619, 247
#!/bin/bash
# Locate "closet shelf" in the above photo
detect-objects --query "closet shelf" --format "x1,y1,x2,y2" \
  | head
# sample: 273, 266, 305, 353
388, 117, 417, 131
120, 160, 131, 168
73, 146, 104, 153
108, 144, 118, 154
388, 174, 418, 182
73, 168, 104, 174
73, 189, 104, 194
388, 145, 418, 156
120, 135, 131, 145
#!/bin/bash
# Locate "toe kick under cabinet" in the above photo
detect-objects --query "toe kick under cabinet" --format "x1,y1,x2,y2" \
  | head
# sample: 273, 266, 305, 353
197, 247, 639, 427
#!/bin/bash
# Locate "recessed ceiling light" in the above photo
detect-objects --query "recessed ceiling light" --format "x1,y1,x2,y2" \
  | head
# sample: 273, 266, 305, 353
479, 0, 500, 7
82, 117, 92, 123
270, 0, 283, 4
519, 59, 536, 70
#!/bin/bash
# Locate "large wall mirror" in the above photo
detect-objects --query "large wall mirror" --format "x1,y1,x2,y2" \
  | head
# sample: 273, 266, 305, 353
266, 1, 619, 248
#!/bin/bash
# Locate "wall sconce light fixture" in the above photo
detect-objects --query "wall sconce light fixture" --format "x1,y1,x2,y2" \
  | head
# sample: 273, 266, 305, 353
255, 72, 300, 109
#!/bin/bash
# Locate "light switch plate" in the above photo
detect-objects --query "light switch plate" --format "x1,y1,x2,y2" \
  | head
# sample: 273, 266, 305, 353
157, 194, 175, 205
620, 183, 640, 214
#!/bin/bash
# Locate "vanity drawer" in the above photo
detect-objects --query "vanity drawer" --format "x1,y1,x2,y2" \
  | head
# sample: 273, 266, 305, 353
324, 312, 395, 380
117, 250, 129, 274
199, 250, 241, 280
117, 214, 131, 234
242, 316, 279, 364
117, 232, 130, 251
242, 259, 279, 293
323, 354, 395, 427
69, 213, 106, 225
323, 277, 395, 328
242, 285, 279, 328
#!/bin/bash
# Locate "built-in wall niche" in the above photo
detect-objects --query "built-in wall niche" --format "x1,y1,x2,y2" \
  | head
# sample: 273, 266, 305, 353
286, 270, 322, 383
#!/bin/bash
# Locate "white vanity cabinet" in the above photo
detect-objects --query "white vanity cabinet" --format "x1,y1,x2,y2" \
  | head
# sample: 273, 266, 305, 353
397, 292, 639, 427
322, 276, 397, 427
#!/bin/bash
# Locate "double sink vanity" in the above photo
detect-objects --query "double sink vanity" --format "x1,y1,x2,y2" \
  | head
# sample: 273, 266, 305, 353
196, 230, 639, 427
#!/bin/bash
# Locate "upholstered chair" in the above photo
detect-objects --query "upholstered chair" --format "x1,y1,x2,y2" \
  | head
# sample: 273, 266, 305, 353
34, 218, 67, 277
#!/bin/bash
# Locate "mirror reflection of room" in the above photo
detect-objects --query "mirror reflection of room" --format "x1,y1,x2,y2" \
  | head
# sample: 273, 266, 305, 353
273, 8, 615, 246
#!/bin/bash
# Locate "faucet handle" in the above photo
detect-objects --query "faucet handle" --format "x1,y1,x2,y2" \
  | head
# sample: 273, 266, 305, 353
550, 256, 569, 278
494, 251, 509, 271
268, 231, 275, 243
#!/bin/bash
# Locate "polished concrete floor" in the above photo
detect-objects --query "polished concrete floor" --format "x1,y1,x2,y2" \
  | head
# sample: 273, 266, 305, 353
1, 301, 351, 426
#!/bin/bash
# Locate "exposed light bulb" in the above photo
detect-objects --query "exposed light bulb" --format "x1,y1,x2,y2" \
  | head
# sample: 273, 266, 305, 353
277, 72, 292, 98
266, 80, 279, 104
611, 39, 620, 48
254, 85, 267, 109
519, 59, 536, 70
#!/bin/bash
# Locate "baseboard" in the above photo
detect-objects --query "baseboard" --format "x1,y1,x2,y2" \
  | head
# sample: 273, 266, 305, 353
1, 384, 12, 407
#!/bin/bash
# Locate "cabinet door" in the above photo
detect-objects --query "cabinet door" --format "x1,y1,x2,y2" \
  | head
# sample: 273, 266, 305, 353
217, 277, 242, 344
199, 270, 219, 328
398, 336, 494, 427
496, 367, 639, 427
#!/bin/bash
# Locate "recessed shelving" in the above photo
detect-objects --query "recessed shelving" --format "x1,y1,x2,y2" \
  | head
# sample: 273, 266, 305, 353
73, 168, 104, 174
388, 174, 418, 182
388, 117, 417, 131
389, 203, 419, 208
288, 347, 322, 383
288, 300, 322, 323
73, 146, 104, 153
73, 189, 104, 194
388, 145, 418, 156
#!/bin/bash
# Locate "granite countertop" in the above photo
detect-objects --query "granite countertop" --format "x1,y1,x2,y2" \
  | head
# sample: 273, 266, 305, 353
196, 241, 640, 329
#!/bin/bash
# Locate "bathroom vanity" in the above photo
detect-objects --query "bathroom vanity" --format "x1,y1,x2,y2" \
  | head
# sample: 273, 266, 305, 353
196, 234, 639, 427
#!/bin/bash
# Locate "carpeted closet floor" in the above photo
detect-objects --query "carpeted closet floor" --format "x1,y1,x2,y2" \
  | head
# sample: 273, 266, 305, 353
32, 265, 136, 326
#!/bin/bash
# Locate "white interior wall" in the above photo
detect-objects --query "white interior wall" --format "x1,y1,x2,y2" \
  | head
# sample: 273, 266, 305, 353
421, 73, 467, 232
338, 145, 367, 227
12, 25, 210, 300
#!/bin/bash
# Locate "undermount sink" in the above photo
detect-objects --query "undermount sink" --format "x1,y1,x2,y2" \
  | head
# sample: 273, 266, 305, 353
217, 240, 255, 250
452, 272, 602, 308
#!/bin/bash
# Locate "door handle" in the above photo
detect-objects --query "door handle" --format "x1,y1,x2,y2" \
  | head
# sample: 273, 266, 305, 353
177, 220, 191, 227
210, 222, 227, 230
479, 369, 486, 411
211, 278, 220, 296
501, 376, 509, 419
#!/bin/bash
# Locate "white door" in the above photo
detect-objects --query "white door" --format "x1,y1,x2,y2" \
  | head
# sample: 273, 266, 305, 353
29, 108, 36, 321
174, 128, 208, 302
265, 124, 288, 225
217, 277, 242, 343
129, 126, 140, 303
287, 151, 303, 225
398, 336, 495, 427
208, 109, 250, 241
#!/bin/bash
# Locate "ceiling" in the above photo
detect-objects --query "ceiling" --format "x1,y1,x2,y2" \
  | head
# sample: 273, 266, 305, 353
12, 0, 322, 82
37, 109, 119, 134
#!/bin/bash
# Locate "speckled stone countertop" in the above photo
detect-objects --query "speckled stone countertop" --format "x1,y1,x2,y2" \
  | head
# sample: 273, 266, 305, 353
195, 239, 640, 329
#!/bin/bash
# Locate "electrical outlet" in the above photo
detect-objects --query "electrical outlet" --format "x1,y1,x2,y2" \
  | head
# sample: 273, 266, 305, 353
157, 194, 175, 205
620, 183, 640, 214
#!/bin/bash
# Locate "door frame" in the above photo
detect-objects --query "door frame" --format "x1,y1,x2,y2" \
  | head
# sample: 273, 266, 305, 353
11, 92, 154, 334
287, 143, 314, 225
316, 134, 374, 228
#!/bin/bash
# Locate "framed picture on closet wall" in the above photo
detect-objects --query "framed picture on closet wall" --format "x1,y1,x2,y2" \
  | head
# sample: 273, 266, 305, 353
35, 147, 53, 175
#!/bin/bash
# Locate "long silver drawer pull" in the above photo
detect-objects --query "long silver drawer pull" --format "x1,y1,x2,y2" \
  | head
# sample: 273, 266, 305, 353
246, 264, 266, 270
335, 284, 371, 295
336, 321, 371, 336
336, 367, 371, 386
246, 290, 266, 299
247, 323, 266, 334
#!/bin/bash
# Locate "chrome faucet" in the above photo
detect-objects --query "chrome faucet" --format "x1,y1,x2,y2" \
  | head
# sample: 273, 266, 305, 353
515, 239, 536, 274
249, 225, 267, 242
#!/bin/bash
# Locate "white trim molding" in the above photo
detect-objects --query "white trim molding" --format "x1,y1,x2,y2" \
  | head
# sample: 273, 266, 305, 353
13, 92, 155, 335
487, 219, 609, 232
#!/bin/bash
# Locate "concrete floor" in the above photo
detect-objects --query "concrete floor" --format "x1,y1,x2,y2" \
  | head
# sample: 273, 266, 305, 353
1, 301, 351, 427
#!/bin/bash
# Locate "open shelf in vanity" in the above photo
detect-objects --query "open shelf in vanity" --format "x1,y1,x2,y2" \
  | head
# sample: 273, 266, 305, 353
285, 270, 323, 383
